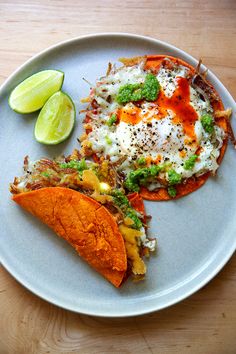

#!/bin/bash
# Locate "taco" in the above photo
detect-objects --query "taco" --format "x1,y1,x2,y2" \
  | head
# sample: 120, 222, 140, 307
80, 55, 234, 200
10, 151, 156, 287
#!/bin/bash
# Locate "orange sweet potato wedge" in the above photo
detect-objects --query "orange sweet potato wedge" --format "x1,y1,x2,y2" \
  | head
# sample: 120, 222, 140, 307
12, 187, 127, 287
140, 55, 228, 201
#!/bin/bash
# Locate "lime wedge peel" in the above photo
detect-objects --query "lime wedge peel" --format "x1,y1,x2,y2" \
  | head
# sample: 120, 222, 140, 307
34, 91, 75, 145
9, 70, 64, 114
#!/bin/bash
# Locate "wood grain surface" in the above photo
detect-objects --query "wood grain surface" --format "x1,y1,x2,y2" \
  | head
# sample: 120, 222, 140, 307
0, 0, 235, 353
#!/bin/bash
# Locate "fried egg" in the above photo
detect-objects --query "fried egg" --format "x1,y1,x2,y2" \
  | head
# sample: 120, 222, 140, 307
83, 58, 225, 186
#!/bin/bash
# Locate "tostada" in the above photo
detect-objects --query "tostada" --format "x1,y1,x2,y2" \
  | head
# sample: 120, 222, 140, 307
80, 55, 233, 200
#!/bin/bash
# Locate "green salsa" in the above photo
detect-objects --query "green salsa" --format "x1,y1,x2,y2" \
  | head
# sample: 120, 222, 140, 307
111, 189, 143, 230
168, 186, 177, 198
201, 114, 214, 134
137, 156, 146, 165
184, 155, 198, 170
41, 171, 50, 178
125, 165, 162, 192
111, 189, 129, 209
167, 169, 182, 186
105, 135, 112, 145
60, 158, 88, 173
116, 83, 141, 104
106, 113, 117, 127
116, 73, 160, 104
142, 73, 160, 101
125, 208, 143, 230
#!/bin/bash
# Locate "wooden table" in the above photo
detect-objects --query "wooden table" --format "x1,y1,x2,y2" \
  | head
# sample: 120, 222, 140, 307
1, 1, 235, 352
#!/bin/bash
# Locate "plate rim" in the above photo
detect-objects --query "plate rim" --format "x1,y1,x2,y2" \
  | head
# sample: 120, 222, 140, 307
0, 32, 235, 318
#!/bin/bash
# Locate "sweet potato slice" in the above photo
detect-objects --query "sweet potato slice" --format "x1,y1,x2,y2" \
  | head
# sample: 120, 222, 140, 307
12, 187, 127, 287
139, 55, 228, 201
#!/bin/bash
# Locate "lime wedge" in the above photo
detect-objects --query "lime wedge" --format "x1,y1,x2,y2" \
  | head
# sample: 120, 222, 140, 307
34, 91, 75, 145
9, 70, 64, 113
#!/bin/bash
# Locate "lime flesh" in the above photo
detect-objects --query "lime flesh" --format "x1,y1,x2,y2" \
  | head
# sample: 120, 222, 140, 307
9, 70, 64, 113
34, 91, 75, 145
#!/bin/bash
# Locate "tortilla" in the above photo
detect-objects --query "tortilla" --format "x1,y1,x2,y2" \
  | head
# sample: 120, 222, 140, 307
12, 187, 127, 287
128, 192, 147, 223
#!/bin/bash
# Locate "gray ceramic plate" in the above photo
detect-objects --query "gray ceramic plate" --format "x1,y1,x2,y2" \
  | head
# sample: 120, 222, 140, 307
0, 33, 235, 317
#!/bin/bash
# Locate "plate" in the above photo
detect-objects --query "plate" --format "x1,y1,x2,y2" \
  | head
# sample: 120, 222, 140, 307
0, 33, 235, 317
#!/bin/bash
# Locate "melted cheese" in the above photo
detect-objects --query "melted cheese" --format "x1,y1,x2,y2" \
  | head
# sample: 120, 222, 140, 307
119, 223, 146, 275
